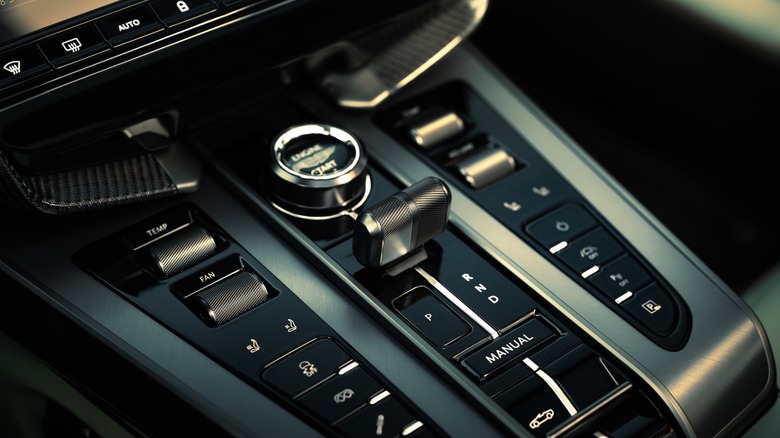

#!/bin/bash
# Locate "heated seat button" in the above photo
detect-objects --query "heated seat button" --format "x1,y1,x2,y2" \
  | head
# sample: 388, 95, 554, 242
38, 24, 108, 67
263, 338, 352, 398
0, 45, 51, 87
525, 203, 598, 250
555, 227, 623, 277
336, 396, 420, 438
393, 286, 470, 347
96, 4, 164, 45
150, 0, 216, 26
621, 283, 678, 336
298, 366, 383, 423
461, 318, 555, 380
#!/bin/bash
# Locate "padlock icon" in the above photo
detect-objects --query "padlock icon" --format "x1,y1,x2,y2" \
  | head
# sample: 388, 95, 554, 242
176, 1, 190, 12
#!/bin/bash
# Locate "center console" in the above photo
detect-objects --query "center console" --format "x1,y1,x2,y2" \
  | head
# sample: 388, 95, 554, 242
0, 1, 775, 437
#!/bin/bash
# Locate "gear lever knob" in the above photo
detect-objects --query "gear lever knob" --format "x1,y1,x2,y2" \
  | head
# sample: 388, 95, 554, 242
353, 177, 451, 268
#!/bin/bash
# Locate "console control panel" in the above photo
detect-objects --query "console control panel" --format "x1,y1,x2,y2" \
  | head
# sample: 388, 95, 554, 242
375, 81, 691, 350
74, 203, 440, 437
185, 88, 679, 436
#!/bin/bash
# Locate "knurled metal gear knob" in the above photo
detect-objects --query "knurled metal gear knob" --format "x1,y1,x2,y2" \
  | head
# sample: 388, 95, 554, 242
353, 177, 451, 268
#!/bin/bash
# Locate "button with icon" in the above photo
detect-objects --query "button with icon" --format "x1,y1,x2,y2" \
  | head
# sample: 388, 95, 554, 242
262, 338, 352, 398
38, 24, 109, 67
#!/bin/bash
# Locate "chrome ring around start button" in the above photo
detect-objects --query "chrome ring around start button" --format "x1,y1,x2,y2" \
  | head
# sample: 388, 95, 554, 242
266, 123, 370, 218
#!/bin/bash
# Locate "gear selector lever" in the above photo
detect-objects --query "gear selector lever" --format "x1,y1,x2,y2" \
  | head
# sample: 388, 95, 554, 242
352, 177, 451, 268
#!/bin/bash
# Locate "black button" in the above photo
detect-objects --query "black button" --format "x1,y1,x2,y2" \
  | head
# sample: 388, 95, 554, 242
171, 255, 245, 298
588, 254, 652, 302
262, 338, 352, 398
555, 227, 623, 276
38, 24, 109, 67
0, 45, 51, 87
336, 396, 419, 438
393, 286, 470, 347
525, 203, 598, 249
461, 318, 555, 380
149, 0, 216, 26
554, 355, 620, 409
297, 366, 383, 424
621, 283, 678, 336
96, 5, 164, 45
501, 379, 573, 437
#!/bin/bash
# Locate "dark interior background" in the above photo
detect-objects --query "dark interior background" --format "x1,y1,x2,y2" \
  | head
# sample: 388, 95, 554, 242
471, 0, 780, 294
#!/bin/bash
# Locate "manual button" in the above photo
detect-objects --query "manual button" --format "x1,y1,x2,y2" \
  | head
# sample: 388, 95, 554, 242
96, 4, 164, 45
462, 318, 555, 380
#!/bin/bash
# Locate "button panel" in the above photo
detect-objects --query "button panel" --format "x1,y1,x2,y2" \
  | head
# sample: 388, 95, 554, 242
375, 82, 691, 350
75, 204, 441, 437
0, 0, 288, 97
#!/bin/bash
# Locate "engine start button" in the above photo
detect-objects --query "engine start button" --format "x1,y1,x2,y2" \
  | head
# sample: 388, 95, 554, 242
281, 134, 356, 178
266, 123, 370, 218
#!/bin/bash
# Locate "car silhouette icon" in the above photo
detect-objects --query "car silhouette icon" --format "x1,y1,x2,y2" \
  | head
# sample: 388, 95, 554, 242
529, 409, 555, 429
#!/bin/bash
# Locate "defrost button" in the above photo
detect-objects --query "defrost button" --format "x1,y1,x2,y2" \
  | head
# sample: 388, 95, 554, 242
38, 24, 108, 67
0, 45, 51, 88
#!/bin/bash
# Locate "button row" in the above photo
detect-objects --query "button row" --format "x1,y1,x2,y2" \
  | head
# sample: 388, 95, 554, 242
263, 338, 429, 437
0, 0, 217, 88
526, 203, 679, 337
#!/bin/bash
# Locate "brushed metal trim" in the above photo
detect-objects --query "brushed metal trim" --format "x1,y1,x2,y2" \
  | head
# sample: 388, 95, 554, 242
302, 44, 776, 437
